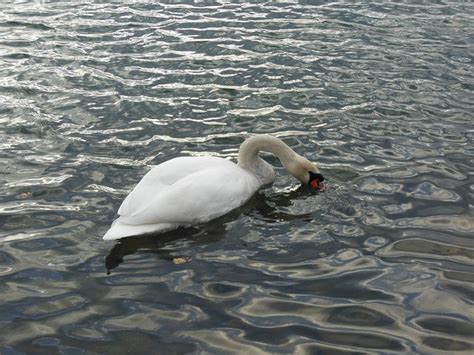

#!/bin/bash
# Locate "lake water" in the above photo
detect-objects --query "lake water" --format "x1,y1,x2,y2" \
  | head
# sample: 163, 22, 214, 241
1, 2, 473, 354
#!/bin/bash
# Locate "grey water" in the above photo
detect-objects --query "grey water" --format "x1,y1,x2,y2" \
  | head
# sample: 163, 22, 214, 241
0, 1, 473, 354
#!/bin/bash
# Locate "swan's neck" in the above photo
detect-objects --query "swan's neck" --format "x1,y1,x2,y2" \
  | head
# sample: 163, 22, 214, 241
238, 135, 297, 177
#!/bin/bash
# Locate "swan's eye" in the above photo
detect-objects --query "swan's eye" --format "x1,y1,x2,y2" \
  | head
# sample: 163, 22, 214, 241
308, 171, 324, 189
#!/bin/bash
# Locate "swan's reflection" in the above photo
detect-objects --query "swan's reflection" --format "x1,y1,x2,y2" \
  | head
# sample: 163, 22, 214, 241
105, 218, 233, 275
105, 184, 324, 274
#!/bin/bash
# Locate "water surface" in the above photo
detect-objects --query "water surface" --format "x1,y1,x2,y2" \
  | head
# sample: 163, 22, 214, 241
0, 2, 473, 354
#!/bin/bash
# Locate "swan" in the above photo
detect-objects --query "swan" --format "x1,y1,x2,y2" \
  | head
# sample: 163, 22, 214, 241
103, 134, 325, 240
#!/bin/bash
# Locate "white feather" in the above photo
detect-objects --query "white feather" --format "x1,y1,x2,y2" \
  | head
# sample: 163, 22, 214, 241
103, 135, 322, 241
103, 157, 260, 240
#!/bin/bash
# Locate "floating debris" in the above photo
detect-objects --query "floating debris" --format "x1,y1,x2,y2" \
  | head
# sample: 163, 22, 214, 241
173, 257, 187, 265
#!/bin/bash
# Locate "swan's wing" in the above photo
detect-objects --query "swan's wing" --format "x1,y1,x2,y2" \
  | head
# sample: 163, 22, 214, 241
118, 165, 259, 226
118, 156, 232, 216
117, 168, 165, 217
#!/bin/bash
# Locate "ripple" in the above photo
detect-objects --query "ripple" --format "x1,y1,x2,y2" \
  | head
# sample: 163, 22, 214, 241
20, 294, 87, 319
422, 336, 473, 352
228, 105, 283, 117
0, 200, 82, 214
409, 181, 461, 202
179, 328, 267, 354
414, 315, 474, 338
327, 305, 395, 326
382, 238, 474, 264
1, 1, 473, 353
5, 174, 72, 188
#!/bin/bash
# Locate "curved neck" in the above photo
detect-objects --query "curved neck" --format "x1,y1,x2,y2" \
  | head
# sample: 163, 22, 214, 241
238, 135, 297, 171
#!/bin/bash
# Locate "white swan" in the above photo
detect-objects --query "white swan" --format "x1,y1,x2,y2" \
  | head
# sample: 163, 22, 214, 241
103, 134, 325, 240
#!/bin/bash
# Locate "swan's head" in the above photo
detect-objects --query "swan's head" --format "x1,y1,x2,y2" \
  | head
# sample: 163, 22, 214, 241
290, 155, 325, 190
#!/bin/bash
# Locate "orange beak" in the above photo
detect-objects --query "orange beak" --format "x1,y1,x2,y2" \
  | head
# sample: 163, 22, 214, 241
310, 179, 326, 191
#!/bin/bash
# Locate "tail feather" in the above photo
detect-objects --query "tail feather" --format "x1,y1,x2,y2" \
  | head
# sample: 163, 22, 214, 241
103, 218, 179, 240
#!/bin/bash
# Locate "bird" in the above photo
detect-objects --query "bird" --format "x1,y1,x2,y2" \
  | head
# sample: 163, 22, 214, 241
103, 134, 325, 240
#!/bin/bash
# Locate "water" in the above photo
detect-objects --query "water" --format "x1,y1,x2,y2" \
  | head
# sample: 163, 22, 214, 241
1, 1, 473, 353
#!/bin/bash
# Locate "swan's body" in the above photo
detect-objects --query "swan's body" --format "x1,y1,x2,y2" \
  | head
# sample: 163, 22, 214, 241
103, 135, 324, 240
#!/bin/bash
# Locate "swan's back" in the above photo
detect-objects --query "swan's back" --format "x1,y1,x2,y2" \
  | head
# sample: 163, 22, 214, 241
104, 156, 260, 240
119, 156, 234, 216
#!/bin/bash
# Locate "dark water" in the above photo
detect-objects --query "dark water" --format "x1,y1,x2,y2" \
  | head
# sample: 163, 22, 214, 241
1, 2, 473, 354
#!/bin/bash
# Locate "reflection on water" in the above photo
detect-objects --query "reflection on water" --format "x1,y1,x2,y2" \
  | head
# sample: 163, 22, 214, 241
1, 2, 473, 354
